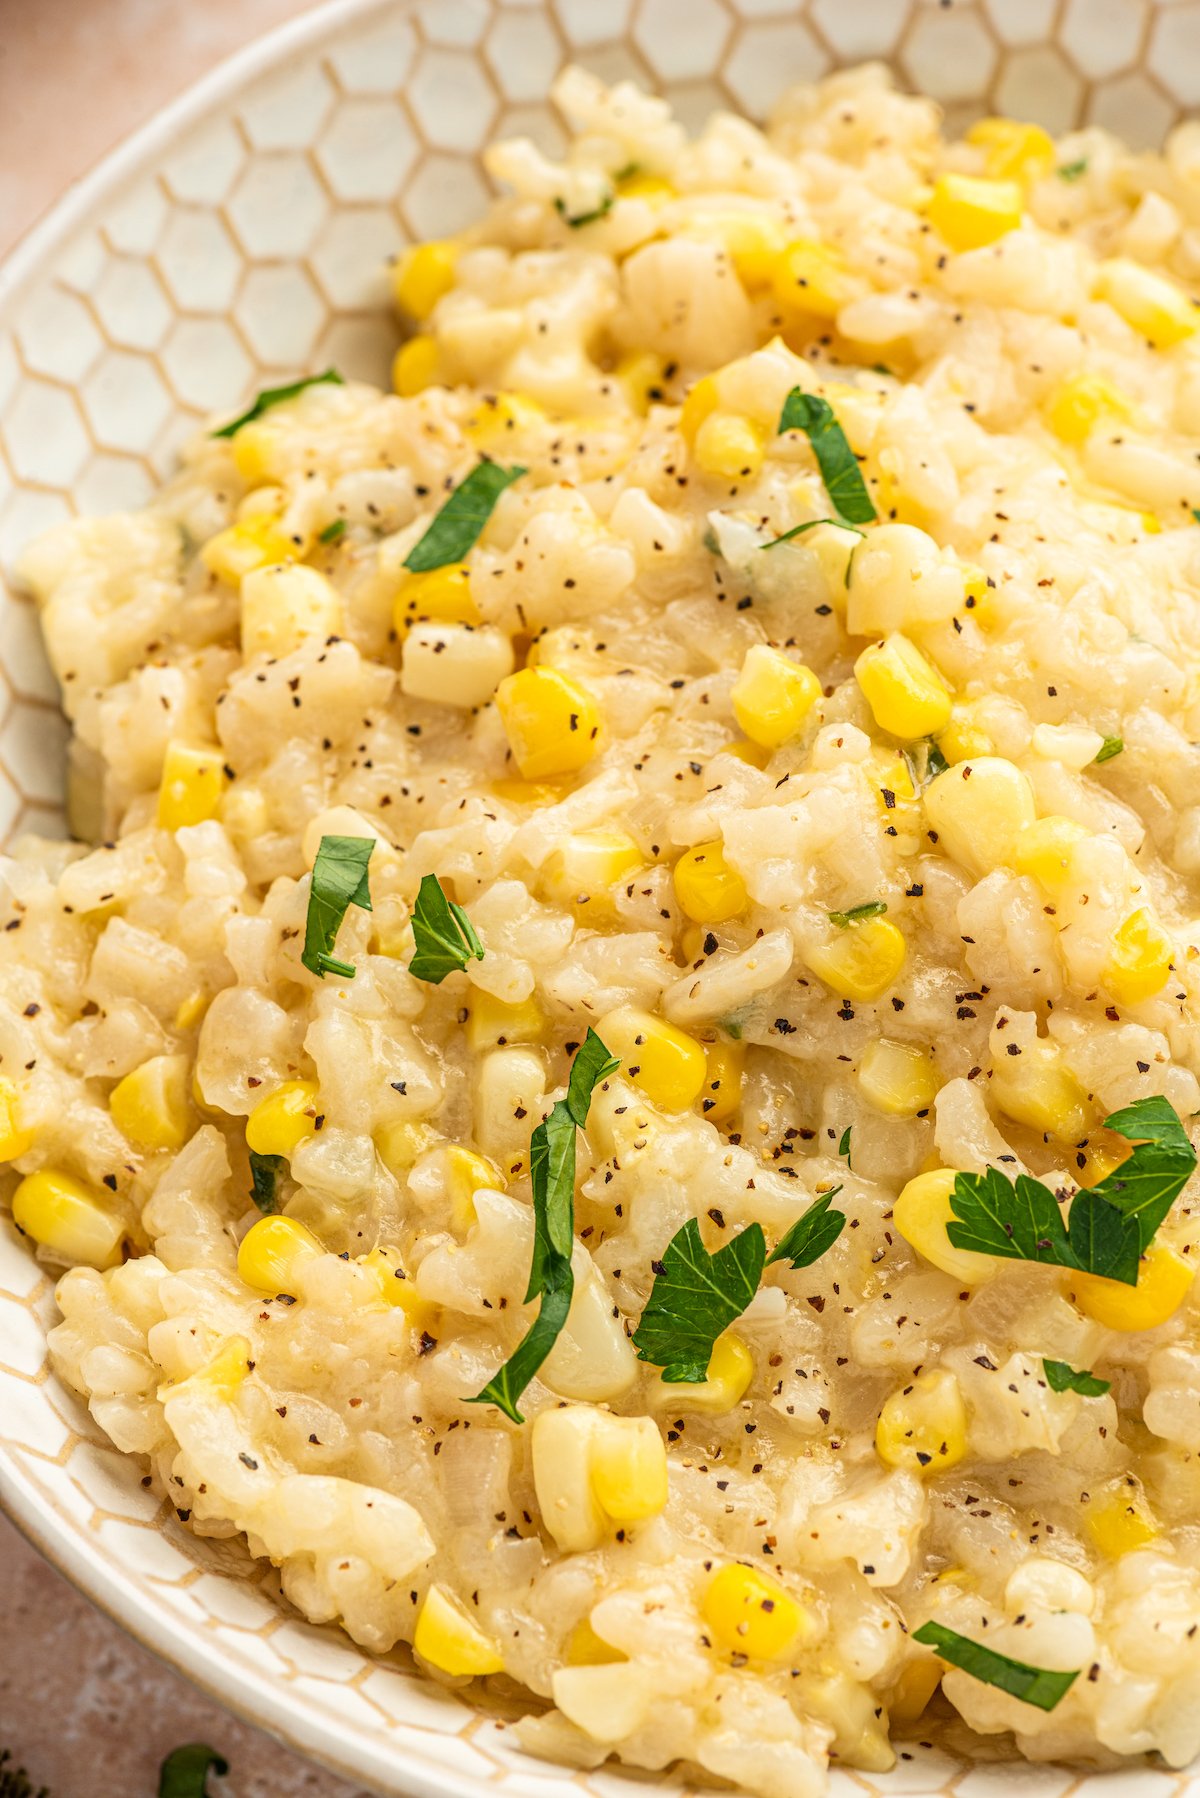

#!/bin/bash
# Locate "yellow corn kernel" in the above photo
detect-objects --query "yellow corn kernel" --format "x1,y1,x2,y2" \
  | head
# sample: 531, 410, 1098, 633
1013, 815, 1089, 894
414, 1584, 505, 1677
663, 1330, 753, 1413
679, 375, 720, 446
673, 841, 747, 925
542, 830, 642, 915
360, 1245, 439, 1328
109, 1054, 190, 1153
1068, 1241, 1193, 1333
174, 990, 208, 1032
12, 1169, 123, 1270
893, 1168, 996, 1285
1085, 1478, 1159, 1558
0, 1078, 33, 1162
923, 757, 1037, 878
875, 1368, 968, 1476
719, 737, 770, 769
1094, 258, 1199, 348
692, 413, 765, 481
241, 562, 342, 658
393, 562, 480, 636
858, 1039, 938, 1118
1104, 908, 1174, 1007
617, 170, 675, 203
732, 645, 821, 749
616, 351, 667, 415
722, 214, 789, 290
596, 1005, 707, 1112
495, 666, 602, 780
230, 421, 289, 485
393, 334, 441, 396
927, 174, 1023, 252
466, 991, 544, 1053
803, 916, 907, 1003
702, 1563, 814, 1661
566, 1619, 627, 1666
855, 634, 952, 740
164, 1335, 251, 1403
375, 1118, 441, 1177
1045, 372, 1132, 445
1142, 512, 1163, 535
392, 239, 458, 320
991, 1039, 1092, 1142
157, 741, 226, 831
236, 1214, 323, 1296
937, 716, 993, 765
589, 1413, 670, 1524
245, 1080, 320, 1159
772, 238, 853, 320
889, 1657, 943, 1723
465, 389, 545, 448
966, 117, 1056, 186
446, 1143, 505, 1233
200, 515, 294, 585
701, 1040, 744, 1124
874, 752, 916, 809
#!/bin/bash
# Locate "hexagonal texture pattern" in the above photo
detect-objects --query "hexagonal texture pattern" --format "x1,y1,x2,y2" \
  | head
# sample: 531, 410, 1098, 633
0, 3, 1198, 1797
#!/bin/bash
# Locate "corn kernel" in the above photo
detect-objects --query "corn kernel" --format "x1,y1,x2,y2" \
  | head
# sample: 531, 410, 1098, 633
110, 1054, 190, 1153
393, 334, 441, 396
543, 830, 642, 915
859, 1040, 938, 1118
1104, 907, 1173, 1007
375, 1119, 441, 1177
855, 634, 952, 740
402, 621, 514, 710
719, 737, 770, 769
392, 240, 458, 320
889, 1658, 943, 1723
245, 1080, 320, 1159
732, 645, 821, 749
937, 717, 994, 765
596, 1005, 707, 1112
701, 1040, 744, 1124
1013, 815, 1089, 894
617, 170, 676, 203
893, 1168, 996, 1285
0, 1077, 33, 1162
719, 213, 789, 290
1068, 1241, 1193, 1332
702, 1563, 814, 1661
680, 375, 719, 446
692, 413, 765, 482
552, 1664, 651, 1741
414, 1584, 505, 1677
772, 239, 853, 320
660, 1330, 753, 1413
923, 757, 1037, 878
393, 563, 479, 637
490, 777, 566, 806
566, 1619, 627, 1666
803, 916, 907, 1002
174, 991, 208, 1032
12, 1169, 123, 1270
1085, 1478, 1159, 1557
241, 562, 342, 659
875, 1368, 968, 1475
157, 741, 226, 831
1046, 373, 1133, 445
616, 351, 668, 414
200, 516, 294, 585
1095, 258, 1199, 348
446, 1143, 505, 1233
465, 390, 546, 448
967, 117, 1056, 186
991, 1039, 1092, 1143
496, 666, 602, 780
466, 991, 544, 1053
927, 174, 1023, 252
589, 1413, 670, 1524
237, 1214, 323, 1295
360, 1245, 439, 1327
673, 841, 747, 925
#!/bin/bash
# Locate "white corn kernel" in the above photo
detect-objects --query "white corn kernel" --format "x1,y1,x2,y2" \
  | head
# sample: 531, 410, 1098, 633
401, 622, 514, 709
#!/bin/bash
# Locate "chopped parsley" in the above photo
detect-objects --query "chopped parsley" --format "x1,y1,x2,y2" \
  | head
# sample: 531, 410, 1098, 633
211, 369, 342, 439
1056, 158, 1088, 182
159, 1745, 229, 1798
318, 518, 347, 543
902, 738, 949, 790
554, 191, 615, 228
912, 1622, 1079, 1711
249, 1150, 285, 1214
769, 1187, 846, 1269
408, 873, 484, 984
403, 460, 527, 572
301, 835, 374, 980
470, 1029, 618, 1423
777, 389, 878, 527
632, 1218, 766, 1382
837, 1127, 853, 1166
1042, 1358, 1110, 1397
762, 517, 865, 551
828, 900, 888, 928
1095, 735, 1123, 763
947, 1096, 1196, 1287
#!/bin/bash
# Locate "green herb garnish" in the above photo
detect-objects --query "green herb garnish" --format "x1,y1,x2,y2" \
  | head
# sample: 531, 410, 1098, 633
1193, 508, 1200, 526
1042, 1358, 1110, 1397
632, 1218, 766, 1382
408, 872, 484, 984
301, 835, 374, 979
159, 1745, 229, 1798
554, 191, 615, 228
319, 518, 347, 543
1095, 736, 1123, 763
212, 369, 343, 439
902, 738, 950, 790
0, 1749, 48, 1798
762, 517, 866, 551
947, 1096, 1195, 1286
777, 389, 878, 527
249, 1150, 285, 1214
828, 900, 888, 928
912, 1622, 1079, 1711
403, 460, 527, 573
1056, 159, 1088, 182
769, 1187, 846, 1269
470, 1029, 618, 1422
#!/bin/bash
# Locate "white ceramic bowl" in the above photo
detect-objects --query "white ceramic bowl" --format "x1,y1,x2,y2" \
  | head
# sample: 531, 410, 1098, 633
2, 3, 1199, 1793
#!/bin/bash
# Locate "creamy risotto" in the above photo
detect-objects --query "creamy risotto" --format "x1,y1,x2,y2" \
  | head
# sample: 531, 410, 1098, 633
12, 61, 1200, 1797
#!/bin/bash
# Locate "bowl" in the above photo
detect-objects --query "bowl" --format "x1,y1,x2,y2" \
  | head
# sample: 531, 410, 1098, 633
1, 2, 1197, 1793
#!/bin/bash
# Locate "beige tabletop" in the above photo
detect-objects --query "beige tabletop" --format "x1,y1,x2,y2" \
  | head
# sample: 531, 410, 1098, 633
0, 18, 379, 1796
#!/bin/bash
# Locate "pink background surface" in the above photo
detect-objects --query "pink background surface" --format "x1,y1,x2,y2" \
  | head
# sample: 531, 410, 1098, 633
1, 17, 367, 1796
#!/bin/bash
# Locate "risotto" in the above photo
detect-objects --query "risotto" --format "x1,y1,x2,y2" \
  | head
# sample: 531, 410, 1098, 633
11, 59, 1200, 1797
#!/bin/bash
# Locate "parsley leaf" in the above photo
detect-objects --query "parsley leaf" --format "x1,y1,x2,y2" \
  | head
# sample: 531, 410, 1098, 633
828, 900, 887, 928
318, 518, 346, 543
1094, 735, 1123, 763
777, 389, 878, 526
762, 517, 865, 551
1056, 159, 1088, 182
632, 1218, 766, 1382
159, 1745, 229, 1798
403, 461, 527, 573
769, 1187, 846, 1269
470, 1029, 616, 1423
212, 369, 342, 439
249, 1150, 285, 1215
838, 1127, 853, 1162
902, 738, 949, 791
301, 836, 374, 980
554, 191, 615, 228
408, 873, 484, 984
912, 1622, 1079, 1711
1089, 1095, 1196, 1251
1042, 1358, 1110, 1397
